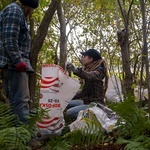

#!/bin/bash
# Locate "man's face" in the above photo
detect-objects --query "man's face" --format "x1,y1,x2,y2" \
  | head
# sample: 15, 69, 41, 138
24, 6, 34, 17
81, 55, 93, 66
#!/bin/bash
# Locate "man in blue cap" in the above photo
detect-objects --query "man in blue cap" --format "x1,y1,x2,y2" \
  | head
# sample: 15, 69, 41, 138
0, 0, 39, 124
66, 49, 109, 119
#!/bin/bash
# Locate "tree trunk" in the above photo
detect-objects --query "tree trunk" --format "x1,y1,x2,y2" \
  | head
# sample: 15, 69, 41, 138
57, 1, 67, 69
140, 0, 150, 114
117, 0, 134, 96
117, 29, 133, 95
29, 0, 61, 107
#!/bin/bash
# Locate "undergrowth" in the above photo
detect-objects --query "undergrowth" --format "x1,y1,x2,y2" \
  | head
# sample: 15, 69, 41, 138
0, 101, 46, 150
110, 97, 150, 150
1, 95, 150, 150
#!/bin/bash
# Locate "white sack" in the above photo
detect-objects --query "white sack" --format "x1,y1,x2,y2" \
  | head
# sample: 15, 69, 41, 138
105, 76, 123, 102
36, 64, 80, 138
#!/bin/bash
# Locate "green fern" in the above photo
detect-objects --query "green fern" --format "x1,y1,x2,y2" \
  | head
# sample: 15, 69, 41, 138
63, 117, 104, 149
81, 118, 103, 147
42, 136, 70, 150
110, 98, 150, 138
0, 127, 31, 150
0, 101, 47, 150
43, 116, 105, 150
109, 97, 150, 149
117, 135, 150, 150
24, 106, 48, 138
0, 102, 17, 129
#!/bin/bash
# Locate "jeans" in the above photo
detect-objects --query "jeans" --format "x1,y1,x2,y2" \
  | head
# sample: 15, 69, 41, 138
2, 69, 30, 124
66, 100, 88, 119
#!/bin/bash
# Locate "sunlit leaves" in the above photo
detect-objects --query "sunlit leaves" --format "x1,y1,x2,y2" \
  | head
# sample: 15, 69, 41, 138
0, 0, 12, 11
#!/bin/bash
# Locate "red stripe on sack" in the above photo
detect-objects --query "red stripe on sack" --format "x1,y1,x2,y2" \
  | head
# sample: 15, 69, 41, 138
41, 77, 59, 84
50, 123, 64, 131
37, 123, 63, 129
40, 84, 59, 89
40, 85, 50, 88
38, 117, 59, 125
37, 124, 49, 128
45, 77, 53, 79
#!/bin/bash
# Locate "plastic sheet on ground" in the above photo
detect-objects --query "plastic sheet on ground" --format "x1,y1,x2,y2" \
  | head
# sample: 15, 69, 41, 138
69, 102, 119, 133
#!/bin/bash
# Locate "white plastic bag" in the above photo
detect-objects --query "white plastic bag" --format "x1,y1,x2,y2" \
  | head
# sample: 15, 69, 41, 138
69, 103, 119, 133
105, 76, 123, 102
134, 86, 148, 102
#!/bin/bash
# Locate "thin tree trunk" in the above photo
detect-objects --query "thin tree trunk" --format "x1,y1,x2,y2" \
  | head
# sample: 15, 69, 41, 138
117, 0, 134, 96
57, 1, 67, 69
29, 0, 61, 107
117, 29, 133, 95
140, 0, 150, 114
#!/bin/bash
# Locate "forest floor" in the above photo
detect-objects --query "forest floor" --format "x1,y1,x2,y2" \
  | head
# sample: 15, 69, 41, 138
29, 111, 125, 149
30, 141, 125, 150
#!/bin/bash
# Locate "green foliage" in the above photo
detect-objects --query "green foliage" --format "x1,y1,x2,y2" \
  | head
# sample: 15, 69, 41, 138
42, 136, 70, 150
111, 99, 150, 138
117, 135, 150, 150
0, 102, 17, 129
0, 0, 12, 11
0, 127, 31, 150
110, 97, 150, 149
42, 98, 150, 149
43, 117, 107, 150
0, 102, 31, 150
65, 117, 105, 149
0, 101, 47, 150
24, 106, 48, 138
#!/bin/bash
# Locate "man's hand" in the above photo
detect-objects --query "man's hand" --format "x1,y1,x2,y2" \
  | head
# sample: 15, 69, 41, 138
16, 62, 28, 72
66, 63, 77, 73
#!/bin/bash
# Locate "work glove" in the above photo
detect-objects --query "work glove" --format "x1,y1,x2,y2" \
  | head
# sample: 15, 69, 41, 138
66, 63, 77, 73
16, 62, 28, 72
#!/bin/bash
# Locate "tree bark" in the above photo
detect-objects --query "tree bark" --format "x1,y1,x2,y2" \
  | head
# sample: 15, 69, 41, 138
140, 0, 150, 114
29, 0, 61, 106
117, 29, 133, 95
57, 1, 67, 69
117, 0, 134, 96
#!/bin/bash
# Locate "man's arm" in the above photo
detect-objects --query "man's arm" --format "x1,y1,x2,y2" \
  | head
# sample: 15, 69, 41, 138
2, 7, 23, 66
